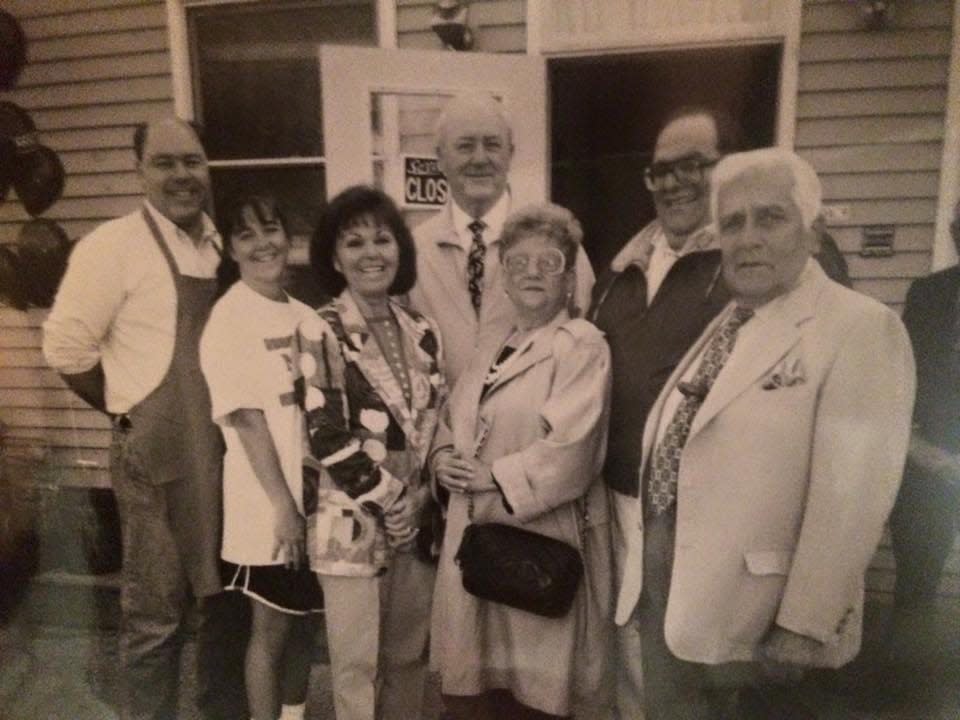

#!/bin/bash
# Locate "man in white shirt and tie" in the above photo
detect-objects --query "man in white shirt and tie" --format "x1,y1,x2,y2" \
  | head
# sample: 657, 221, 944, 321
408, 91, 594, 387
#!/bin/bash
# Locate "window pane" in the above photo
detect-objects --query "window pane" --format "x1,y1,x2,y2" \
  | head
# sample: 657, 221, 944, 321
190, 1, 376, 160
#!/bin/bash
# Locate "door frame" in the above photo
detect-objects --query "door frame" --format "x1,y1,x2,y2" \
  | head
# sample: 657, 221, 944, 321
526, 0, 802, 149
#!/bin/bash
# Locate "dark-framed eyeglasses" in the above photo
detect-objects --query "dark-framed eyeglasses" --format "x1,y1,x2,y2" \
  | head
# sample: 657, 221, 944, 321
643, 155, 718, 191
502, 247, 567, 277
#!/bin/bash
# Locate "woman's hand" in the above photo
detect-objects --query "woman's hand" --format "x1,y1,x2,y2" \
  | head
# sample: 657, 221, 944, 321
384, 485, 429, 548
271, 499, 306, 569
436, 450, 498, 494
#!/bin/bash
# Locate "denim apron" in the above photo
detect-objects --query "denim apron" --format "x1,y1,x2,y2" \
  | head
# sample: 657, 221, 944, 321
120, 207, 224, 597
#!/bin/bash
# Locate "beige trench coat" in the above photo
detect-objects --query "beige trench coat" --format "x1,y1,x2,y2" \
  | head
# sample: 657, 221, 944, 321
429, 311, 614, 717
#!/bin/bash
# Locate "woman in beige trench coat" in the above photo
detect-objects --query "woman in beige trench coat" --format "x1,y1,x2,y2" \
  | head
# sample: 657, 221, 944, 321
430, 203, 614, 720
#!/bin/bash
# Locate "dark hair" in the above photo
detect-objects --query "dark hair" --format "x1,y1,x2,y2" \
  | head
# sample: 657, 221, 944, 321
132, 119, 205, 161
310, 185, 416, 297
659, 105, 741, 155
215, 194, 289, 297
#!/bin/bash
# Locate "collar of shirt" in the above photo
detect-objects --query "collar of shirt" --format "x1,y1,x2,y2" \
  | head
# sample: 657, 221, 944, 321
144, 199, 222, 254
610, 219, 715, 273
448, 191, 511, 253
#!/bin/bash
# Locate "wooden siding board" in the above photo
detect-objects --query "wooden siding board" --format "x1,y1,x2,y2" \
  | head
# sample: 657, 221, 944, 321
29, 28, 169, 62
9, 77, 172, 111
41, 127, 138, 153
3, 0, 155, 19
2, 427, 112, 450
802, 1, 954, 33
845, 252, 933, 279
797, 89, 948, 119
819, 172, 940, 200
827, 225, 933, 254
0, 196, 140, 224
800, 29, 951, 62
852, 278, 913, 305
20, 5, 167, 39
795, 116, 944, 147
18, 53, 171, 88
63, 175, 140, 199
30, 101, 174, 132
0, 408, 111, 431
799, 58, 949, 91
801, 143, 942, 173
5, 389, 96, 410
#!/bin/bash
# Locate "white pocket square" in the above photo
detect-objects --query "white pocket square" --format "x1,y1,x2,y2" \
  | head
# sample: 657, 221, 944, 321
762, 357, 806, 390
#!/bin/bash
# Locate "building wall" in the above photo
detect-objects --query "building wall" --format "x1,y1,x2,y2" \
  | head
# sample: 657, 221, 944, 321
798, 0, 953, 310
0, 0, 174, 489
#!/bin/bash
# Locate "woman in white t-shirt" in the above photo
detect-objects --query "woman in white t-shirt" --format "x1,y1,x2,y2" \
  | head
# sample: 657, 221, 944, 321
200, 194, 321, 720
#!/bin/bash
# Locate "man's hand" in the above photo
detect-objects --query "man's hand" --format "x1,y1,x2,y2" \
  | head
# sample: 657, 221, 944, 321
757, 626, 822, 682
271, 499, 305, 569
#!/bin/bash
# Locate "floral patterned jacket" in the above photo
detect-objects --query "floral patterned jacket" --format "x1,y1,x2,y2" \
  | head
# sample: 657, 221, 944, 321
295, 290, 446, 577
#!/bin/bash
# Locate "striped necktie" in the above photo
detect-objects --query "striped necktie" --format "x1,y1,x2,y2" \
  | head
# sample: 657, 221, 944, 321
647, 305, 755, 515
467, 219, 486, 315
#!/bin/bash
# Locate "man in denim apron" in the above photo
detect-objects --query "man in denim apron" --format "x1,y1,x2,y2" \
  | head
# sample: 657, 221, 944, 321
44, 119, 247, 720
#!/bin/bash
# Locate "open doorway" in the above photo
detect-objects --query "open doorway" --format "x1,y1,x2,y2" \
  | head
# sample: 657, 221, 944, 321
550, 44, 781, 272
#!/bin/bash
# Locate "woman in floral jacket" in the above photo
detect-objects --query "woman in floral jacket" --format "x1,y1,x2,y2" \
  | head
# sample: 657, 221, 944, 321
294, 186, 445, 720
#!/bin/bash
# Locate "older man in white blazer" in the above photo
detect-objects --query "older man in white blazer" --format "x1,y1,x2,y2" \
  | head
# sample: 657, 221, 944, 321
408, 92, 594, 386
614, 147, 915, 719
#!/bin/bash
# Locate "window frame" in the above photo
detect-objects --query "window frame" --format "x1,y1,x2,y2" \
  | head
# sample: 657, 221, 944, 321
164, 0, 396, 129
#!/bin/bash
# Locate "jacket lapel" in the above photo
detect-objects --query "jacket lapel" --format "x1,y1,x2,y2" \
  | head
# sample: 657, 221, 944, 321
482, 310, 569, 399
688, 261, 824, 437
429, 206, 478, 329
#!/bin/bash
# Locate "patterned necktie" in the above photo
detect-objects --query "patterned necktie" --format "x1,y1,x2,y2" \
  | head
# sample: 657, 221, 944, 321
647, 305, 755, 515
467, 219, 486, 316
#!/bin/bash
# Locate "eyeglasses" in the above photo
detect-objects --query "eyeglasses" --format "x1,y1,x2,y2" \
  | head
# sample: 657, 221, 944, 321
502, 247, 567, 277
643, 155, 718, 191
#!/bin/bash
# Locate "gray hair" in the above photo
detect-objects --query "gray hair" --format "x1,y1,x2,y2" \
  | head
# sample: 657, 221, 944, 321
498, 202, 583, 270
710, 147, 822, 230
433, 91, 513, 149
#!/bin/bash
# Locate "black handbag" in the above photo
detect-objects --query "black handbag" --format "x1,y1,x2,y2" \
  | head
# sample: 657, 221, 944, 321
455, 521, 583, 618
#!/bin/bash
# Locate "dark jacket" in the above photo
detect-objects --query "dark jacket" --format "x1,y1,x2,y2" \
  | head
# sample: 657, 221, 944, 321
589, 222, 729, 496
902, 265, 960, 452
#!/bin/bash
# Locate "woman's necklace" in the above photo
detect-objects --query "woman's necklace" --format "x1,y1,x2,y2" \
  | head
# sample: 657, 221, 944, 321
481, 326, 538, 389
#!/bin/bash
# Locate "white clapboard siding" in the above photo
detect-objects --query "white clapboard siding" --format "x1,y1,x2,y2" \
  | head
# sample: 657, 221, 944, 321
0, 2, 172, 495
798, 0, 951, 310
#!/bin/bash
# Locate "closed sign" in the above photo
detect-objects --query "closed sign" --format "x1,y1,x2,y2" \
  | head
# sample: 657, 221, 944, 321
402, 155, 448, 208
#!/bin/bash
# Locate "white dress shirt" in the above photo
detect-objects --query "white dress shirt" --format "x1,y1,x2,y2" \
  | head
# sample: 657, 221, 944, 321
43, 202, 222, 414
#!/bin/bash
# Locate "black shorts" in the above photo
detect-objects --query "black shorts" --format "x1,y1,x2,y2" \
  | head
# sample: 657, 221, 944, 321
222, 561, 323, 615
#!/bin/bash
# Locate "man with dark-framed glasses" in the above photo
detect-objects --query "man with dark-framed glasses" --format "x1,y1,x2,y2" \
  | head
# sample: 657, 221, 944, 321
589, 107, 731, 719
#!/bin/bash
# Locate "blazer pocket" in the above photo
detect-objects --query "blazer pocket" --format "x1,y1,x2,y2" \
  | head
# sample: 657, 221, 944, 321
744, 549, 794, 576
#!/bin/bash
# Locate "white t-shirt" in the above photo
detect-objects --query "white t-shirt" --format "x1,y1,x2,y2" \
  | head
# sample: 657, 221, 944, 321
200, 281, 315, 566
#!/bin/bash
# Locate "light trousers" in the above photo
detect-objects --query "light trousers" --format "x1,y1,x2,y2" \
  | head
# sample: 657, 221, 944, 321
320, 550, 435, 720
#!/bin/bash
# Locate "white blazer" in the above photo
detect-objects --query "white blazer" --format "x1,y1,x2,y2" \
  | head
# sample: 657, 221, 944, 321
614, 261, 915, 668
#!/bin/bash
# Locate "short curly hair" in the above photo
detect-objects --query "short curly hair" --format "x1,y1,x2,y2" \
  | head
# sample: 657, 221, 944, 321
310, 185, 417, 297
498, 202, 583, 272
